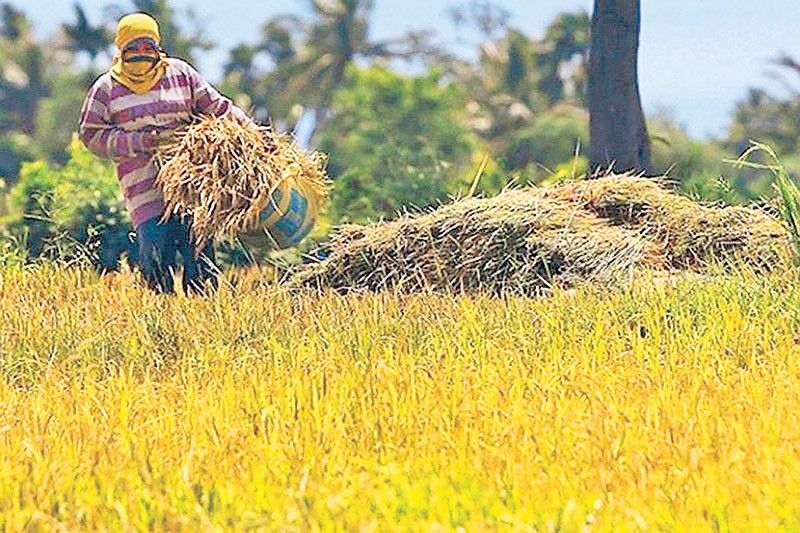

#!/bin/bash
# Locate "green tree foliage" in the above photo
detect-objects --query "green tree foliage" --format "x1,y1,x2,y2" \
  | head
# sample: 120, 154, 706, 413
0, 133, 34, 186
448, 1, 511, 40
4, 140, 131, 268
648, 116, 740, 200
34, 73, 92, 164
62, 3, 111, 65
726, 56, 800, 160
460, 29, 542, 151
317, 67, 474, 223
0, 3, 98, 175
0, 4, 48, 135
454, 11, 590, 161
721, 56, 800, 199
0, 3, 53, 182
223, 0, 433, 134
537, 11, 590, 105
727, 88, 800, 158
502, 104, 589, 180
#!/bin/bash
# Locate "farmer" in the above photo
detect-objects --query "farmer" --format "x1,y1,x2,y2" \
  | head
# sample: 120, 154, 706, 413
79, 12, 253, 294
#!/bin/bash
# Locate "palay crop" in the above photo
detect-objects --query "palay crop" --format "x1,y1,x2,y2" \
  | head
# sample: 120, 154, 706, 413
3, 265, 800, 529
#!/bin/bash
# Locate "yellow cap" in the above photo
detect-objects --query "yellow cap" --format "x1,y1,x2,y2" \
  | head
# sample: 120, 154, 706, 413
114, 13, 161, 50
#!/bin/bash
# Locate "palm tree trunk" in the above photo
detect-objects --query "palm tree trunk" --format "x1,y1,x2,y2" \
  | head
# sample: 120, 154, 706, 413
588, 0, 650, 175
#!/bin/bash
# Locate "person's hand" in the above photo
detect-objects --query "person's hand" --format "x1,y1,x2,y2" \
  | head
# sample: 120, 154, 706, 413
142, 129, 159, 152
143, 129, 177, 152
155, 130, 176, 147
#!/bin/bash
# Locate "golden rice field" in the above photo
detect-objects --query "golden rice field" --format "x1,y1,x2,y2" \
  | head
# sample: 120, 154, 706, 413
2, 265, 800, 531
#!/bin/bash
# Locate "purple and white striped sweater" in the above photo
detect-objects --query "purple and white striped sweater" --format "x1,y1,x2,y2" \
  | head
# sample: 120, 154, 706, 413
79, 58, 252, 228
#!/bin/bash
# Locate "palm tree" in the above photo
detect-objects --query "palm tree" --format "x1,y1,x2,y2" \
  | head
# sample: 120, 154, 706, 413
222, 19, 299, 124
224, 0, 434, 138
449, 28, 544, 153
537, 11, 590, 104
588, 0, 650, 174
448, 10, 590, 154
0, 3, 24, 40
725, 56, 800, 157
62, 3, 111, 68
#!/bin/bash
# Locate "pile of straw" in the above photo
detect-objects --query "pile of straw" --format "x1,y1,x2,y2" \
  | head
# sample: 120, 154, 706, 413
155, 117, 328, 248
294, 175, 793, 294
544, 176, 790, 270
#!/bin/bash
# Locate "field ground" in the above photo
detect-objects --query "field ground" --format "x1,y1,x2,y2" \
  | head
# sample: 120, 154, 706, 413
2, 265, 800, 530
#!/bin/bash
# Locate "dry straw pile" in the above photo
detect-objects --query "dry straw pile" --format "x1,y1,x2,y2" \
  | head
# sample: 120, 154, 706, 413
295, 175, 793, 294
155, 117, 328, 248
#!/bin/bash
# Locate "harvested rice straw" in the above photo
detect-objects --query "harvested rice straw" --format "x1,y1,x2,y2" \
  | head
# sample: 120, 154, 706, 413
294, 175, 793, 294
155, 116, 329, 249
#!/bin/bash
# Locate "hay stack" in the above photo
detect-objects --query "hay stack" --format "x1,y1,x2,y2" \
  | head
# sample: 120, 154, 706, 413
544, 176, 791, 270
294, 190, 661, 295
294, 175, 793, 294
155, 117, 328, 248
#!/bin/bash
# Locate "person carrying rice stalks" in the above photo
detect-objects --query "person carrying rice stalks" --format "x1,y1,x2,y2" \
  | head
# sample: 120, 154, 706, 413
78, 12, 254, 294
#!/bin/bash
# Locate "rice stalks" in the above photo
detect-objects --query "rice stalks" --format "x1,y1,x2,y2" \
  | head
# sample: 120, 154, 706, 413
155, 117, 329, 249
295, 175, 793, 294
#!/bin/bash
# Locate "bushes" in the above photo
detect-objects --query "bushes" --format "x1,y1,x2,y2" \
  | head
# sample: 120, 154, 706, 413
34, 73, 92, 164
0, 133, 35, 186
502, 105, 589, 179
318, 67, 476, 224
4, 139, 132, 268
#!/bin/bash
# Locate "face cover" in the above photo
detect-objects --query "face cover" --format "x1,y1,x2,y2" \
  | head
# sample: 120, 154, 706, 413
109, 16, 169, 95
123, 59, 158, 76
122, 42, 161, 76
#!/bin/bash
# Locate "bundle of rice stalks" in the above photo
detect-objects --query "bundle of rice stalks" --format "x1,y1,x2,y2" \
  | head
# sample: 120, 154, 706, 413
156, 116, 329, 249
295, 175, 794, 294
294, 190, 660, 295
545, 175, 792, 270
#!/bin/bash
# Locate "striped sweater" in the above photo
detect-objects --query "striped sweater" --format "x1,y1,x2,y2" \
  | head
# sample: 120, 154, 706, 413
79, 58, 251, 228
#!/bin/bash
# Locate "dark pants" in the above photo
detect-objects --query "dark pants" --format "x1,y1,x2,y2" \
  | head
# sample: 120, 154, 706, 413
137, 216, 219, 295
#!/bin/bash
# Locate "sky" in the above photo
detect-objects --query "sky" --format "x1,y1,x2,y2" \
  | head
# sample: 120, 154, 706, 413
9, 1, 800, 139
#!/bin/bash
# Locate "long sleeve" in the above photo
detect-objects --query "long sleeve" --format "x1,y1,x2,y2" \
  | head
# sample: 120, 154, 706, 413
78, 80, 152, 161
187, 65, 255, 126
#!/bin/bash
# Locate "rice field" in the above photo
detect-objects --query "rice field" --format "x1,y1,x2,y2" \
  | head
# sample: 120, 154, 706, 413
2, 265, 800, 530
